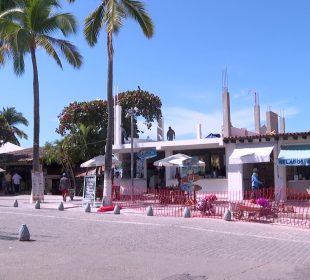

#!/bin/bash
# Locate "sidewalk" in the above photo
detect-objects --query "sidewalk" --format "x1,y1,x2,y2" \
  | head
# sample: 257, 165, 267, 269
0, 194, 145, 215
0, 194, 83, 211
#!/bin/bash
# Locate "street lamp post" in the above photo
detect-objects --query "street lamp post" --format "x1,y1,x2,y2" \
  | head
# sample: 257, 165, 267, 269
126, 107, 139, 201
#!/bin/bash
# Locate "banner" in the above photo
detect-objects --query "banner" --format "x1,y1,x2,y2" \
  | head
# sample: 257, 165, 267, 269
137, 149, 157, 160
83, 175, 97, 206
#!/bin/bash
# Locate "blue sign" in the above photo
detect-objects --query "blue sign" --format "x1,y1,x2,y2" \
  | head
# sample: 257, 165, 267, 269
278, 158, 310, 166
137, 149, 157, 160
180, 182, 192, 192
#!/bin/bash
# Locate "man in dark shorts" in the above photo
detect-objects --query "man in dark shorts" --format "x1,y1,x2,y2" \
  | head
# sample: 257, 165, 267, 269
59, 173, 71, 202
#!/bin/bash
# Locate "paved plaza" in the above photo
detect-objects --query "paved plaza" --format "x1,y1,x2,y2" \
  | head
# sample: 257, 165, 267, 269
0, 195, 310, 280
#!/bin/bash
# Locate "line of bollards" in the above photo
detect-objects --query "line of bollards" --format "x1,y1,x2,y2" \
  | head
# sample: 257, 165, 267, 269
12, 199, 124, 214
12, 199, 233, 220
13, 199, 233, 244
146, 205, 232, 220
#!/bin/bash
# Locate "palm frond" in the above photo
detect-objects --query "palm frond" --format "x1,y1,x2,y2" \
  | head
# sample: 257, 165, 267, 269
104, 0, 124, 34
0, 7, 23, 19
121, 0, 154, 38
12, 127, 28, 139
54, 13, 77, 35
84, 3, 105, 46
39, 13, 77, 36
1, 107, 29, 126
36, 35, 62, 68
0, 106, 29, 144
9, 27, 29, 75
12, 47, 25, 75
0, 41, 10, 66
48, 37, 82, 68
26, 0, 52, 31
0, 17, 29, 75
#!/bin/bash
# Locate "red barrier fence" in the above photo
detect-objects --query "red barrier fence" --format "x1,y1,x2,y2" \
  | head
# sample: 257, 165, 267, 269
113, 188, 310, 228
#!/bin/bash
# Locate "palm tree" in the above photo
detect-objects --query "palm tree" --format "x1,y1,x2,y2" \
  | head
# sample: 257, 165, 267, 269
0, 107, 29, 145
78, 0, 154, 205
0, 0, 82, 172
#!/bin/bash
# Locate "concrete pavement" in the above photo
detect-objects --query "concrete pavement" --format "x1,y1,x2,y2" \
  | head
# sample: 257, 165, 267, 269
1, 195, 310, 279
0, 194, 84, 211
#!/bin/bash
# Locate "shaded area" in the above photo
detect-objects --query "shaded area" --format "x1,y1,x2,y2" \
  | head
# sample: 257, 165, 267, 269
0, 232, 18, 241
163, 274, 208, 280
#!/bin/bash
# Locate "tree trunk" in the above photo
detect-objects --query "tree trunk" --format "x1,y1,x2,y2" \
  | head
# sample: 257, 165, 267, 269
30, 46, 40, 172
103, 31, 114, 205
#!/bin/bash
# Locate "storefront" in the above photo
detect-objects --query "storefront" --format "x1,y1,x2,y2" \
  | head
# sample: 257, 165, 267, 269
225, 141, 275, 199
113, 137, 228, 194
278, 144, 310, 195
225, 132, 310, 200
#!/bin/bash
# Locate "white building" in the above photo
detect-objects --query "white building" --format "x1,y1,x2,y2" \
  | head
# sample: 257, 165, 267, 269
112, 86, 310, 200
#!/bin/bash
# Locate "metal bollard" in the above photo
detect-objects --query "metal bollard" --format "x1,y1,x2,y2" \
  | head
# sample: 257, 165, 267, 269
146, 206, 153, 216
19, 224, 30, 241
13, 199, 18, 207
223, 209, 232, 221
58, 202, 64, 211
183, 207, 191, 218
85, 203, 91, 213
114, 205, 121, 214
35, 200, 40, 209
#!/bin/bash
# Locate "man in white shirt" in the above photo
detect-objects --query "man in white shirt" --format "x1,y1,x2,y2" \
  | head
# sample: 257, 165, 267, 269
12, 172, 22, 193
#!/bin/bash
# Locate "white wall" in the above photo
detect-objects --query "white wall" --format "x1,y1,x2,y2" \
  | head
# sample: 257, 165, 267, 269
194, 178, 228, 193
120, 178, 146, 195
273, 141, 287, 200
226, 144, 243, 199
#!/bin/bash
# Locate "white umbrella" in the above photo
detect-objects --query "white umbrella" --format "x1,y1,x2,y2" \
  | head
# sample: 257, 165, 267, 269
0, 168, 5, 173
80, 155, 121, 168
153, 153, 205, 167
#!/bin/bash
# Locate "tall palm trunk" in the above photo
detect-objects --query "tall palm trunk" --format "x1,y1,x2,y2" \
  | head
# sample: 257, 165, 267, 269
30, 45, 40, 172
103, 31, 114, 205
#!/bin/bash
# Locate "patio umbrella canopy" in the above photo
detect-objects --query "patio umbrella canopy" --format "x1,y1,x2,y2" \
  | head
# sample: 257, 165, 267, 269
80, 155, 121, 168
153, 153, 205, 167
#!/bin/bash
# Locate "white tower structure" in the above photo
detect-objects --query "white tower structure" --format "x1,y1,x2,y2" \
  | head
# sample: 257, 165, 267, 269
222, 69, 231, 137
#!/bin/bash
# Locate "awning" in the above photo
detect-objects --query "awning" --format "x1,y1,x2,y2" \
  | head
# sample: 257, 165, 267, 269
75, 167, 97, 178
278, 144, 310, 166
229, 144, 274, 164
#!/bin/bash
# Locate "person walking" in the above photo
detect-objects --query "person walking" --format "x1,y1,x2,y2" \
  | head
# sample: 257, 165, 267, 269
167, 126, 175, 141
12, 172, 22, 193
112, 171, 121, 200
5, 171, 12, 194
251, 168, 263, 199
121, 124, 128, 144
146, 165, 154, 193
159, 166, 165, 188
59, 173, 71, 202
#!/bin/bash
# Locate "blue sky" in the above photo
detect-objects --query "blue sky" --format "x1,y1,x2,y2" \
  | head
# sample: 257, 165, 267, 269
1, 0, 309, 148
